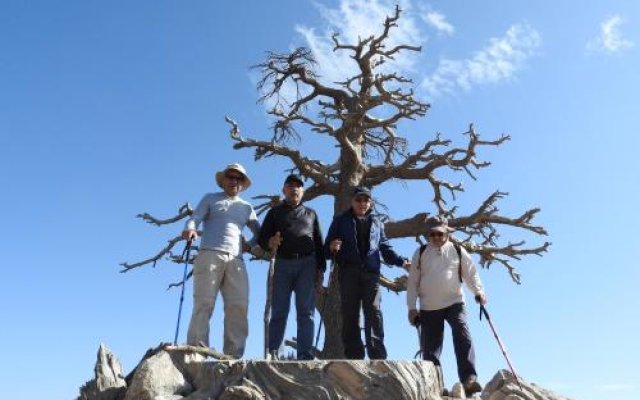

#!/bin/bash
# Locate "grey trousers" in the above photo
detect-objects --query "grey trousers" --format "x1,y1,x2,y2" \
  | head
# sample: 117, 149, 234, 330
186, 249, 249, 358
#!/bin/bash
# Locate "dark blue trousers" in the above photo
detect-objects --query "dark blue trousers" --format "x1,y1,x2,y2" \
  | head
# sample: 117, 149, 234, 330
268, 255, 316, 360
419, 302, 477, 382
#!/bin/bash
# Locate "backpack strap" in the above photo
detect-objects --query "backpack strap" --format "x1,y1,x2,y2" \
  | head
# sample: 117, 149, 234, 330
453, 242, 463, 283
417, 244, 428, 270
415, 244, 428, 294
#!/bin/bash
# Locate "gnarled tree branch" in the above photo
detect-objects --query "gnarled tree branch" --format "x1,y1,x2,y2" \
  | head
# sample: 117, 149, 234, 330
136, 203, 193, 226
383, 190, 549, 283
120, 235, 187, 272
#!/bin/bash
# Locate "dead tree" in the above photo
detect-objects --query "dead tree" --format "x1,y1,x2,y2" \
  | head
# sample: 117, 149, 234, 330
122, 6, 549, 359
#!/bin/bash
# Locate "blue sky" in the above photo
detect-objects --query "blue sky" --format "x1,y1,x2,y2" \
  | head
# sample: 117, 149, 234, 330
1, 1, 638, 399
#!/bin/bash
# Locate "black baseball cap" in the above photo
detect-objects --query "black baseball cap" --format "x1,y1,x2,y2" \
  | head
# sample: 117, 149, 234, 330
352, 187, 372, 198
284, 174, 304, 186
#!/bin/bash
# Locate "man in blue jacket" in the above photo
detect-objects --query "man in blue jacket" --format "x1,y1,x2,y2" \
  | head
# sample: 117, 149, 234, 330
325, 187, 410, 359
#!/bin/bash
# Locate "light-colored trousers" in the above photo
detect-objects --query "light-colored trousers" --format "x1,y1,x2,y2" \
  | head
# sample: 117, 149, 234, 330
186, 249, 249, 358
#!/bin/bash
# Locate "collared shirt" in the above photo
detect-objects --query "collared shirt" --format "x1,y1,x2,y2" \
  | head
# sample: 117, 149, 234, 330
184, 192, 260, 257
406, 240, 484, 311
258, 202, 326, 271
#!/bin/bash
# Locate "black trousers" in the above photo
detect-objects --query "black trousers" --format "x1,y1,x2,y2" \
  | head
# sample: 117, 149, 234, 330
419, 302, 477, 382
339, 264, 387, 359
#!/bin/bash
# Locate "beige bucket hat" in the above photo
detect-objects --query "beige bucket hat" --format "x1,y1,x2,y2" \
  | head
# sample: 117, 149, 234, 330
215, 163, 252, 191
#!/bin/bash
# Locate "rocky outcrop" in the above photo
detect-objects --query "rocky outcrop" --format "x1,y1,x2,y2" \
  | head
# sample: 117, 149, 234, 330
77, 344, 572, 400
124, 350, 192, 400
480, 370, 572, 400
77, 344, 126, 400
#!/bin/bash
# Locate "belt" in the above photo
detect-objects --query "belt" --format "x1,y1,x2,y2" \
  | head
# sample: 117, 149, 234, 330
276, 251, 314, 260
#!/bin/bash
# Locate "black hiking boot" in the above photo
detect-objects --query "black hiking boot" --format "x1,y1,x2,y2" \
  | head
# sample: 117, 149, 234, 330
463, 375, 483, 397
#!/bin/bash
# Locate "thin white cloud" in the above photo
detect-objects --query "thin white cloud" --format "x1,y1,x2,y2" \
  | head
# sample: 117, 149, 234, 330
266, 0, 540, 102
421, 24, 541, 98
587, 15, 634, 54
421, 10, 455, 36
595, 383, 634, 392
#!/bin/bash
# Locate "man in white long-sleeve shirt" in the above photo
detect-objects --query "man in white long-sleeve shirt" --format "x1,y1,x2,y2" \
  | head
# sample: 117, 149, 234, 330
182, 163, 260, 358
406, 216, 487, 396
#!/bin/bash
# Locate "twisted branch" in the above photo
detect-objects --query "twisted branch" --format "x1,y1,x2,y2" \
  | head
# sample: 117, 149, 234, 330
120, 235, 187, 272
232, 136, 336, 188
383, 184, 549, 283
163, 343, 233, 361
136, 203, 193, 226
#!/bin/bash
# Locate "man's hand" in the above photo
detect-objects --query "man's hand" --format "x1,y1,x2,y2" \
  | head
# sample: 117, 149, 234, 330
402, 259, 411, 271
329, 238, 342, 254
182, 230, 197, 242
475, 293, 488, 305
408, 309, 419, 326
268, 232, 282, 252
250, 245, 266, 259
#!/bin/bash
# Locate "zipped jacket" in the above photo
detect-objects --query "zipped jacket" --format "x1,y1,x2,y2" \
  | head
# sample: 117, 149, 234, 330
406, 241, 484, 311
258, 202, 326, 272
324, 209, 404, 273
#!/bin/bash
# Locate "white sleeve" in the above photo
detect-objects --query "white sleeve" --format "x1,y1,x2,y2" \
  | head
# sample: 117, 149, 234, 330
461, 248, 484, 297
406, 248, 422, 310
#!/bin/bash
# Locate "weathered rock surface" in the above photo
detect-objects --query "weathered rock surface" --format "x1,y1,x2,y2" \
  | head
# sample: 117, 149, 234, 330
77, 344, 127, 400
124, 350, 192, 400
77, 344, 573, 400
480, 370, 572, 400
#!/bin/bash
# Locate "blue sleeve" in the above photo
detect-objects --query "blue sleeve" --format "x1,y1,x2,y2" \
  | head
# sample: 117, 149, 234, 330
312, 211, 327, 272
379, 221, 404, 267
324, 216, 340, 259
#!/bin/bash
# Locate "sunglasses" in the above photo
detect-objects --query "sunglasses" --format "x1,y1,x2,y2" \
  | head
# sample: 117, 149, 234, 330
428, 231, 445, 238
225, 174, 245, 182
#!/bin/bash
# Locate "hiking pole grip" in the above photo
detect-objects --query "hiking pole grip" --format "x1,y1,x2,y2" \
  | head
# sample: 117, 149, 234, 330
479, 304, 489, 321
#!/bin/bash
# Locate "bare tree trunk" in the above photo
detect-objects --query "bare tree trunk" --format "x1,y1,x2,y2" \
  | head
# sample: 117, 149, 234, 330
317, 270, 344, 359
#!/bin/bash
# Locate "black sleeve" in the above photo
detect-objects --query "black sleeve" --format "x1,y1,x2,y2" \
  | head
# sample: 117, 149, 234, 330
258, 208, 276, 252
313, 211, 327, 272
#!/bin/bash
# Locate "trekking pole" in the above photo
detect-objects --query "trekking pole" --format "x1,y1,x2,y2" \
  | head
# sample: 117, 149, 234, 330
413, 322, 422, 359
479, 304, 523, 390
173, 238, 193, 345
314, 255, 337, 354
264, 249, 277, 359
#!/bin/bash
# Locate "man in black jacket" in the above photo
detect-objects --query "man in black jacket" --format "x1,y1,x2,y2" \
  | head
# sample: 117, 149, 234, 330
325, 187, 410, 359
259, 174, 326, 360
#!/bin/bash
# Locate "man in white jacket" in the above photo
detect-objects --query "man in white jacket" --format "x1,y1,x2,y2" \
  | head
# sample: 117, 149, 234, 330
406, 216, 487, 396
